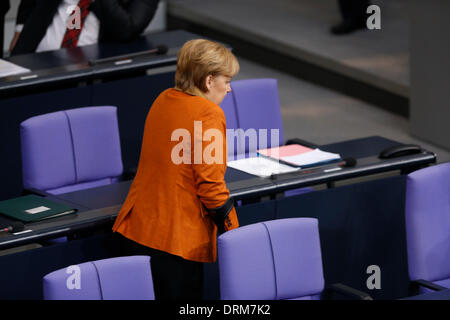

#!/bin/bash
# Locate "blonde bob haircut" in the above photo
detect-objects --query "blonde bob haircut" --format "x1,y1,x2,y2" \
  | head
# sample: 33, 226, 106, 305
175, 39, 240, 93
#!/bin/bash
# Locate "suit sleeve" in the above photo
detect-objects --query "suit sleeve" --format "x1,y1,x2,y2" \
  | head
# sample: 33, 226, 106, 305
192, 105, 239, 232
91, 0, 159, 42
16, 0, 35, 25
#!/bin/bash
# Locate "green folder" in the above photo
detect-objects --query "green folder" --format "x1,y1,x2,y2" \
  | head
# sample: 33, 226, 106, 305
0, 195, 77, 222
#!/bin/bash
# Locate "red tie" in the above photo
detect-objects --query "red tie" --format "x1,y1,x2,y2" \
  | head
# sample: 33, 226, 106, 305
61, 0, 93, 49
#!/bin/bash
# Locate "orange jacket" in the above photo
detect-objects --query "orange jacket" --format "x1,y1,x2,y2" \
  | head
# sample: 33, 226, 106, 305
112, 88, 238, 263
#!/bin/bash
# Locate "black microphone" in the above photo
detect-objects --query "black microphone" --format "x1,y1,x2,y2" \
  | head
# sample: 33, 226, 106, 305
338, 157, 357, 167
153, 44, 168, 55
0, 222, 25, 234
88, 44, 169, 66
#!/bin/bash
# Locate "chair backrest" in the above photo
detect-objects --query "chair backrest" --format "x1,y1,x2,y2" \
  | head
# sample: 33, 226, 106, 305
220, 91, 239, 131
219, 91, 240, 159
405, 162, 450, 290
231, 78, 284, 155
218, 218, 324, 300
43, 256, 154, 300
20, 106, 123, 194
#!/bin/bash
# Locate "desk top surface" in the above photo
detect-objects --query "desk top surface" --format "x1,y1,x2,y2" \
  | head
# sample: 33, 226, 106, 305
401, 289, 450, 300
0, 136, 436, 249
0, 30, 199, 94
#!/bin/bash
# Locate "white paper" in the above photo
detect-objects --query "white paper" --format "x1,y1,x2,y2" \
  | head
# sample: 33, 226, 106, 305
0, 59, 31, 78
227, 156, 300, 177
281, 148, 340, 167
25, 206, 50, 214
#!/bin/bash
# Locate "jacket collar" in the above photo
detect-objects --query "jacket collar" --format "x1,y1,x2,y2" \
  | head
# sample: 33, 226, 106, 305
174, 86, 209, 101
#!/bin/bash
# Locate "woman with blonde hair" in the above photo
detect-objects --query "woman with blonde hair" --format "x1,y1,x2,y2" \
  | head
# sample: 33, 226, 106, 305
113, 39, 240, 300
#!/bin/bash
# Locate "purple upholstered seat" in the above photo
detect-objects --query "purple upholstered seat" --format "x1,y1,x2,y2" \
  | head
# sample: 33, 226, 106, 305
405, 162, 450, 293
218, 218, 324, 300
231, 78, 284, 155
220, 91, 239, 132
20, 106, 123, 195
229, 78, 313, 195
43, 256, 154, 300
220, 91, 241, 160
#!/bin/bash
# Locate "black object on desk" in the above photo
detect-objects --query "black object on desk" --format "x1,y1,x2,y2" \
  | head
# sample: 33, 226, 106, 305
379, 144, 422, 159
0, 220, 24, 234
88, 44, 169, 66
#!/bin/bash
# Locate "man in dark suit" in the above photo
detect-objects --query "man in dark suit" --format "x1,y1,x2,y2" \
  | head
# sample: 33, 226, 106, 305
0, 0, 10, 57
331, 0, 371, 35
10, 0, 159, 55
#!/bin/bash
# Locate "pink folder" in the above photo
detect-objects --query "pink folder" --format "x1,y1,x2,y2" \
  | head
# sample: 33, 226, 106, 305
257, 144, 313, 159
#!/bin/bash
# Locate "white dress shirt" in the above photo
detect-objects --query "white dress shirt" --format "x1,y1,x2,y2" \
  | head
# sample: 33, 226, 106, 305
16, 0, 100, 53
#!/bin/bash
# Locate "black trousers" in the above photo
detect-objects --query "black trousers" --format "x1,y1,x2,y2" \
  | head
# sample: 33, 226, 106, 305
114, 233, 204, 300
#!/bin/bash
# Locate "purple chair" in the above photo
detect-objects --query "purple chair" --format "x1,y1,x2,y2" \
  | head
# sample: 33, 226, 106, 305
20, 106, 123, 195
218, 218, 372, 300
405, 162, 450, 295
43, 256, 155, 300
220, 91, 241, 159
231, 78, 284, 155
230, 78, 313, 196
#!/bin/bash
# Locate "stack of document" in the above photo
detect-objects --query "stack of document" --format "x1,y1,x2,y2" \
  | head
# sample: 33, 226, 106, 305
0, 59, 31, 78
227, 156, 300, 177
227, 144, 341, 178
258, 144, 341, 168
